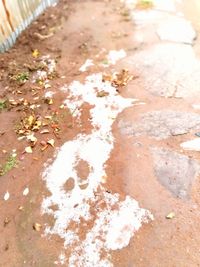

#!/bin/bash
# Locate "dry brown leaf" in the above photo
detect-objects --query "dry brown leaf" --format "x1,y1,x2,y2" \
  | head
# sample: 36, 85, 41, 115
47, 139, 55, 147
40, 129, 50, 134
25, 146, 33, 154
96, 91, 109, 97
33, 223, 42, 231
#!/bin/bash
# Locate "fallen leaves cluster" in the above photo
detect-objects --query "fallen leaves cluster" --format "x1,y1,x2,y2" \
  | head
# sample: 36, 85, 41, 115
16, 114, 42, 135
15, 111, 60, 153
102, 69, 135, 91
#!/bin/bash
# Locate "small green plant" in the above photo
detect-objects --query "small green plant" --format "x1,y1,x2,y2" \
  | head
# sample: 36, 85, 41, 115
0, 99, 8, 111
136, 0, 154, 9
101, 59, 109, 65
16, 72, 29, 82
0, 152, 18, 176
10, 71, 29, 84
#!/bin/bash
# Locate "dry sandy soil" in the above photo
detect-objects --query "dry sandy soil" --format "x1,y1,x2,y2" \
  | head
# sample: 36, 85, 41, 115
1, 0, 200, 266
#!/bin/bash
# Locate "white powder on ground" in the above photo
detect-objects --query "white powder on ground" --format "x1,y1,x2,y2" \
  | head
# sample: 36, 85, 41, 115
180, 138, 200, 151
42, 71, 153, 266
79, 59, 94, 72
106, 49, 127, 65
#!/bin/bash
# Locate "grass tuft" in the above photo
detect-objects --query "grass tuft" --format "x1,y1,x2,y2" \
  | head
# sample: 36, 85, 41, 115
0, 152, 18, 176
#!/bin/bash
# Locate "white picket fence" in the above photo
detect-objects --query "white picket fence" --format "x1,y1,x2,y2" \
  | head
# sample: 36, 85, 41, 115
0, 0, 58, 52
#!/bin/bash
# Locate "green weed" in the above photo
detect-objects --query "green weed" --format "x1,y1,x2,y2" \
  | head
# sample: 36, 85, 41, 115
0, 99, 8, 111
0, 152, 18, 176
136, 0, 154, 9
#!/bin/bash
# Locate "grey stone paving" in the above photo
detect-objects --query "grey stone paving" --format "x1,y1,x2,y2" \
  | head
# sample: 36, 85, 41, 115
119, 110, 200, 140
156, 17, 196, 45
126, 43, 200, 98
151, 147, 200, 199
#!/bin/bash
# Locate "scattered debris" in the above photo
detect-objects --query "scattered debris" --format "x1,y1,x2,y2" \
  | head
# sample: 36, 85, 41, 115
33, 223, 42, 231
23, 187, 29, 196
4, 191, 10, 201
166, 212, 175, 219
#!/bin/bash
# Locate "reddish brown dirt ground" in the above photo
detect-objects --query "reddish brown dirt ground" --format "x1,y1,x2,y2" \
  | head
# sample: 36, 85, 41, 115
1, 0, 200, 266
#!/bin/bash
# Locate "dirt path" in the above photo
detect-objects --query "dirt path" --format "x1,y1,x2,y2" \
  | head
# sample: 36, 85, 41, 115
1, 0, 200, 266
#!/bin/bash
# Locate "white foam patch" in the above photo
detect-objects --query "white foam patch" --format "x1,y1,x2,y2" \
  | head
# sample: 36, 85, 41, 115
106, 49, 127, 65
42, 72, 153, 266
79, 59, 94, 72
157, 17, 196, 45
180, 138, 200, 151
